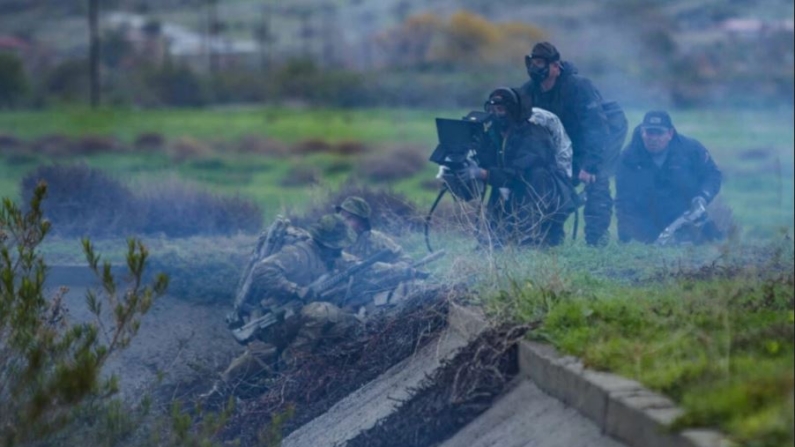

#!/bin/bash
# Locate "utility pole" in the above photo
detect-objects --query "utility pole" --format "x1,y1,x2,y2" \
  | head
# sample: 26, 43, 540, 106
207, 0, 220, 74
88, 0, 100, 108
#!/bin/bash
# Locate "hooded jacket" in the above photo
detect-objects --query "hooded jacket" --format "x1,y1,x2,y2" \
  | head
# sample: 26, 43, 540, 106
615, 126, 722, 243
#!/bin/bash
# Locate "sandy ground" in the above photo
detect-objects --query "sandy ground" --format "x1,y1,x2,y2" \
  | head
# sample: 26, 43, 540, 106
57, 285, 243, 401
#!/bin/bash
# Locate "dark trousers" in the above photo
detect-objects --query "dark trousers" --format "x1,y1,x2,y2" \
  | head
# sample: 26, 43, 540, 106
583, 175, 613, 246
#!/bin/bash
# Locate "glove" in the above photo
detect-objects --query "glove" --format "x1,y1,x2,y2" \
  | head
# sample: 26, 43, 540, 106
455, 165, 485, 182
225, 309, 244, 329
690, 196, 707, 214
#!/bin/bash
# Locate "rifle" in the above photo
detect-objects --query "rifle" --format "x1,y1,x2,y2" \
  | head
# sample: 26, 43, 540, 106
337, 249, 446, 308
228, 248, 393, 344
655, 205, 707, 247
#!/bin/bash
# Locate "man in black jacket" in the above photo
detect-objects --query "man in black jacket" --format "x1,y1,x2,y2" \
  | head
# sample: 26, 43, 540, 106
456, 87, 575, 247
518, 42, 615, 246
615, 111, 723, 244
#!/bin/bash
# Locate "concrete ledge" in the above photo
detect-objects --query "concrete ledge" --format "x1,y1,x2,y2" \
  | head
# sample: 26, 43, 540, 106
519, 341, 730, 447
446, 306, 729, 447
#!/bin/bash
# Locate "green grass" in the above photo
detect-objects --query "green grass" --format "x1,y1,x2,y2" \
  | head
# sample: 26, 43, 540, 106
1, 105, 792, 236
460, 236, 795, 447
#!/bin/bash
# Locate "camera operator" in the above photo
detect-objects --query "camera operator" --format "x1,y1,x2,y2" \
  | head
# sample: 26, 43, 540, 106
455, 87, 576, 247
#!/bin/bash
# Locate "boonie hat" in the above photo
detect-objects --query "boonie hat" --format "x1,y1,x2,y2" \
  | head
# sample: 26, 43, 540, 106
335, 196, 371, 220
309, 214, 355, 249
641, 110, 674, 131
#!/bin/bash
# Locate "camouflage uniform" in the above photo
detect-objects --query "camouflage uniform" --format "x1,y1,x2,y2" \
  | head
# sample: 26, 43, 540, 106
222, 215, 358, 383
336, 196, 420, 306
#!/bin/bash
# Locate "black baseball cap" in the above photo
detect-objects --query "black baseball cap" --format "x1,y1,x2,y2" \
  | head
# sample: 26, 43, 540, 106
641, 110, 673, 131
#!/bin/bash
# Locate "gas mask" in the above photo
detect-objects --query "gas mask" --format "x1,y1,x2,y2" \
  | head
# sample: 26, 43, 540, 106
525, 56, 550, 83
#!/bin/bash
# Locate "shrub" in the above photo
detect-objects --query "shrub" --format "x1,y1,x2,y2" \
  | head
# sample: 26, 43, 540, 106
0, 133, 23, 154
356, 145, 426, 182
279, 165, 321, 187
292, 138, 332, 155
45, 59, 89, 103
134, 175, 263, 237
142, 61, 207, 107
0, 51, 28, 108
30, 134, 73, 157
332, 140, 370, 156
168, 136, 214, 161
20, 165, 263, 238
235, 134, 289, 157
72, 135, 124, 155
133, 132, 167, 152
0, 182, 168, 446
21, 164, 139, 237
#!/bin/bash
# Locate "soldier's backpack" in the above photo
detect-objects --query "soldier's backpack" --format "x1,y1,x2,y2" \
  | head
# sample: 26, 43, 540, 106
233, 215, 310, 310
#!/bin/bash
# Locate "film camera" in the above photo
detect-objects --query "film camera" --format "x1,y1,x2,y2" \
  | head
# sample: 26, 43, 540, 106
429, 111, 492, 201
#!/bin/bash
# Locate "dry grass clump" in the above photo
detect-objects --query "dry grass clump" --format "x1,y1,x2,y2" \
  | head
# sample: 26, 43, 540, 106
0, 133, 23, 154
30, 134, 73, 157
168, 136, 214, 161
21, 163, 139, 236
134, 132, 167, 152
707, 195, 739, 238
324, 160, 354, 175
20, 165, 262, 238
235, 135, 290, 157
73, 135, 124, 155
292, 138, 332, 155
332, 140, 370, 156
356, 145, 427, 183
280, 165, 321, 187
134, 175, 262, 237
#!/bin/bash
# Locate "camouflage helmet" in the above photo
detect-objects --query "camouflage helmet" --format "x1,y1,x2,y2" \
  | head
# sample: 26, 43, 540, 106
309, 214, 356, 249
335, 196, 371, 220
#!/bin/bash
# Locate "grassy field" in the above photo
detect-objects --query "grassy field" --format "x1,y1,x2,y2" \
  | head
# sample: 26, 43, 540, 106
1, 105, 793, 444
0, 106, 792, 236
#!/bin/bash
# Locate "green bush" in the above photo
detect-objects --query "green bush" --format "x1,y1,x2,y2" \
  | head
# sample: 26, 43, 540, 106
0, 52, 28, 108
142, 61, 207, 107
21, 164, 263, 238
0, 182, 168, 446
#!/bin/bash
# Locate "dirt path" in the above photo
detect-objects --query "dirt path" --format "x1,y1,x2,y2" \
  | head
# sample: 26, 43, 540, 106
58, 286, 242, 400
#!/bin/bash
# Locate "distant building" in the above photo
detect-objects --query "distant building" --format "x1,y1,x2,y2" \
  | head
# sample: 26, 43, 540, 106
720, 18, 794, 37
104, 12, 259, 71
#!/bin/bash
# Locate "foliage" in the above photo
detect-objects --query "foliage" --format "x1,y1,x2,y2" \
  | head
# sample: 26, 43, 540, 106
142, 61, 207, 108
21, 163, 139, 237
20, 165, 263, 238
375, 10, 544, 70
44, 59, 89, 103
0, 182, 168, 446
0, 52, 28, 108
484, 241, 795, 446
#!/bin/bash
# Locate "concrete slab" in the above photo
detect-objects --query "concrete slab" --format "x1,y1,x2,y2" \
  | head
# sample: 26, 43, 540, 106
439, 380, 627, 447
282, 328, 469, 447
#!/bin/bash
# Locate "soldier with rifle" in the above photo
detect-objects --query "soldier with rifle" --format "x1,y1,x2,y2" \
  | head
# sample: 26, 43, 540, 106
220, 214, 383, 385
335, 196, 411, 265
615, 111, 723, 245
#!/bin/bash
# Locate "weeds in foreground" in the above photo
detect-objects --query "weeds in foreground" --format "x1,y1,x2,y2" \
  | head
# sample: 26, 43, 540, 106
480, 237, 794, 447
0, 182, 168, 446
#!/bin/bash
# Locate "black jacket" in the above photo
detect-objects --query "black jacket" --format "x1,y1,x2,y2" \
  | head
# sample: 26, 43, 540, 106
518, 61, 610, 175
615, 126, 722, 243
477, 120, 575, 244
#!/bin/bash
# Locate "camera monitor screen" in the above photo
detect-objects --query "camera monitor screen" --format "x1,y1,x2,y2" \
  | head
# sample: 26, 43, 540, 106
435, 118, 482, 148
